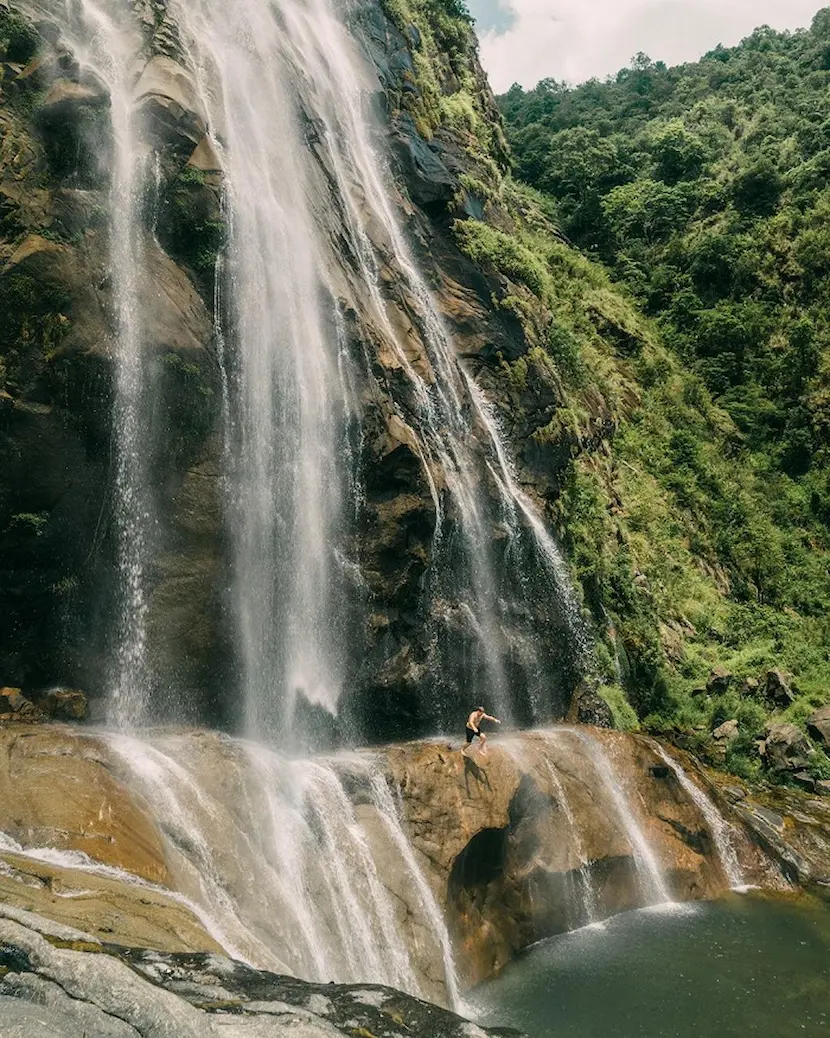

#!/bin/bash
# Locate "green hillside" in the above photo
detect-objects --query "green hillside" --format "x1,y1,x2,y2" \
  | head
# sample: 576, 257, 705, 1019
490, 10, 830, 780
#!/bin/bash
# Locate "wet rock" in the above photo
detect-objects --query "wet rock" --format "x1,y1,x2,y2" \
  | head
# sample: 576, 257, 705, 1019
566, 679, 613, 728
0, 726, 170, 884
133, 55, 206, 151
763, 669, 796, 708
35, 687, 87, 720
708, 773, 830, 886
816, 780, 830, 797
0, 852, 221, 954
806, 705, 830, 749
187, 135, 223, 173
706, 666, 733, 694
712, 719, 739, 742
763, 723, 813, 772
40, 77, 108, 113
0, 687, 43, 721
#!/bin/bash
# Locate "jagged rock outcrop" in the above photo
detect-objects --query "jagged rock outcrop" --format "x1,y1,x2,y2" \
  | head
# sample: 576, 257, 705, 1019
0, 906, 521, 1038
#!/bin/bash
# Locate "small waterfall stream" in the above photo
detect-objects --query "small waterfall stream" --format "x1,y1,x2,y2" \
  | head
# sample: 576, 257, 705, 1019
562, 728, 674, 906
650, 742, 746, 890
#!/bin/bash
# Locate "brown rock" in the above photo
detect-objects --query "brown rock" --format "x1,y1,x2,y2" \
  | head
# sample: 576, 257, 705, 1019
806, 705, 830, 749
707, 666, 733, 694
816, 780, 830, 797
712, 719, 739, 742
763, 723, 813, 771
0, 726, 170, 884
37, 687, 88, 720
41, 78, 108, 112
0, 851, 220, 954
763, 669, 796, 707
0, 687, 43, 721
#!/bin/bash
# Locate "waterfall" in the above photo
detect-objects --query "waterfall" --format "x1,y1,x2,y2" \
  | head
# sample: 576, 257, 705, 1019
166, 0, 592, 736
650, 742, 746, 890
562, 728, 674, 905
99, 732, 457, 1005
43, 0, 154, 729
22, 0, 594, 737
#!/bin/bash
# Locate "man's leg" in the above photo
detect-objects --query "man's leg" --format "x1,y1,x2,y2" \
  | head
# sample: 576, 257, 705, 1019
478, 732, 488, 759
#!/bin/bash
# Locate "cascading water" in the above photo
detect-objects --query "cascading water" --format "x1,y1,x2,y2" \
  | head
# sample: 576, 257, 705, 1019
28, 0, 594, 740
650, 742, 746, 890
166, 0, 593, 736
562, 727, 673, 905
99, 732, 460, 1007
46, 0, 155, 729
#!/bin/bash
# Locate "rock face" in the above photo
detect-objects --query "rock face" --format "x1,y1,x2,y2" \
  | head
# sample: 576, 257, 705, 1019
706, 771, 830, 886
381, 729, 781, 987
0, 0, 589, 736
0, 906, 521, 1038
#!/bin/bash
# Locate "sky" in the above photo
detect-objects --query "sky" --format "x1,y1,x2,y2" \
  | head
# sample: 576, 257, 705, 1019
468, 0, 825, 92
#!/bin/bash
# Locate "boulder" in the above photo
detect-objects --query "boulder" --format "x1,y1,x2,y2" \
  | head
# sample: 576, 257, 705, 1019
763, 723, 813, 772
741, 676, 760, 696
806, 705, 830, 749
712, 719, 739, 742
36, 687, 87, 721
0, 687, 42, 721
816, 780, 830, 797
763, 669, 796, 707
792, 771, 816, 793
706, 666, 733, 694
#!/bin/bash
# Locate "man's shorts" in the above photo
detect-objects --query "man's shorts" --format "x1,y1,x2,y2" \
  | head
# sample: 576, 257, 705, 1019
466, 728, 482, 744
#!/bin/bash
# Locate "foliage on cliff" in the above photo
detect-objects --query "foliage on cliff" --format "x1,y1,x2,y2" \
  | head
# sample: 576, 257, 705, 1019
400, 6, 830, 778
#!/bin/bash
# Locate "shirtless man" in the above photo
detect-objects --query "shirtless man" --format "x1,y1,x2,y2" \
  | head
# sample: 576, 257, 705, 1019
463, 706, 501, 759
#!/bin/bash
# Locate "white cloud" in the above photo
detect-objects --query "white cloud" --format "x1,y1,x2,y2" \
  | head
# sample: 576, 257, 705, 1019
475, 0, 824, 92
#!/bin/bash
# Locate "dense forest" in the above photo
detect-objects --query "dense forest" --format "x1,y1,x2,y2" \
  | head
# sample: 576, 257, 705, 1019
488, 9, 830, 780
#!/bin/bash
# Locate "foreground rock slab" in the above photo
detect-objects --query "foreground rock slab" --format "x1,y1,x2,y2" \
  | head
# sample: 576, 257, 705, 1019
0, 906, 522, 1038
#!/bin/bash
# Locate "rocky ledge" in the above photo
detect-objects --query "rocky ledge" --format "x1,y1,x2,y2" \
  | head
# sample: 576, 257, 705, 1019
0, 905, 522, 1038
3, 723, 828, 1000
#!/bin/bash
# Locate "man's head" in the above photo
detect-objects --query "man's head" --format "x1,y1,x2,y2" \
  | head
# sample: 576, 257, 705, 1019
475, 705, 484, 713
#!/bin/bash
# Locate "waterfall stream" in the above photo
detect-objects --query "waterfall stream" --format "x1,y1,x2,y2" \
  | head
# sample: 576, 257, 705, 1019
102, 732, 460, 1006
562, 728, 674, 906
649, 742, 746, 890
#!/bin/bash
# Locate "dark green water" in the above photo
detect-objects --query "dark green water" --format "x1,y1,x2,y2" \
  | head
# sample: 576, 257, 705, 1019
469, 895, 830, 1038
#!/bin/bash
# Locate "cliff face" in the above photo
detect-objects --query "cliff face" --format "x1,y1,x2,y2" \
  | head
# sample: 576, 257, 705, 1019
0, 0, 595, 736
0, 3, 228, 717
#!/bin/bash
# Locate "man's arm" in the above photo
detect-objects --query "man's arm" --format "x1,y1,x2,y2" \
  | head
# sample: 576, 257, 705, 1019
483, 713, 501, 724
